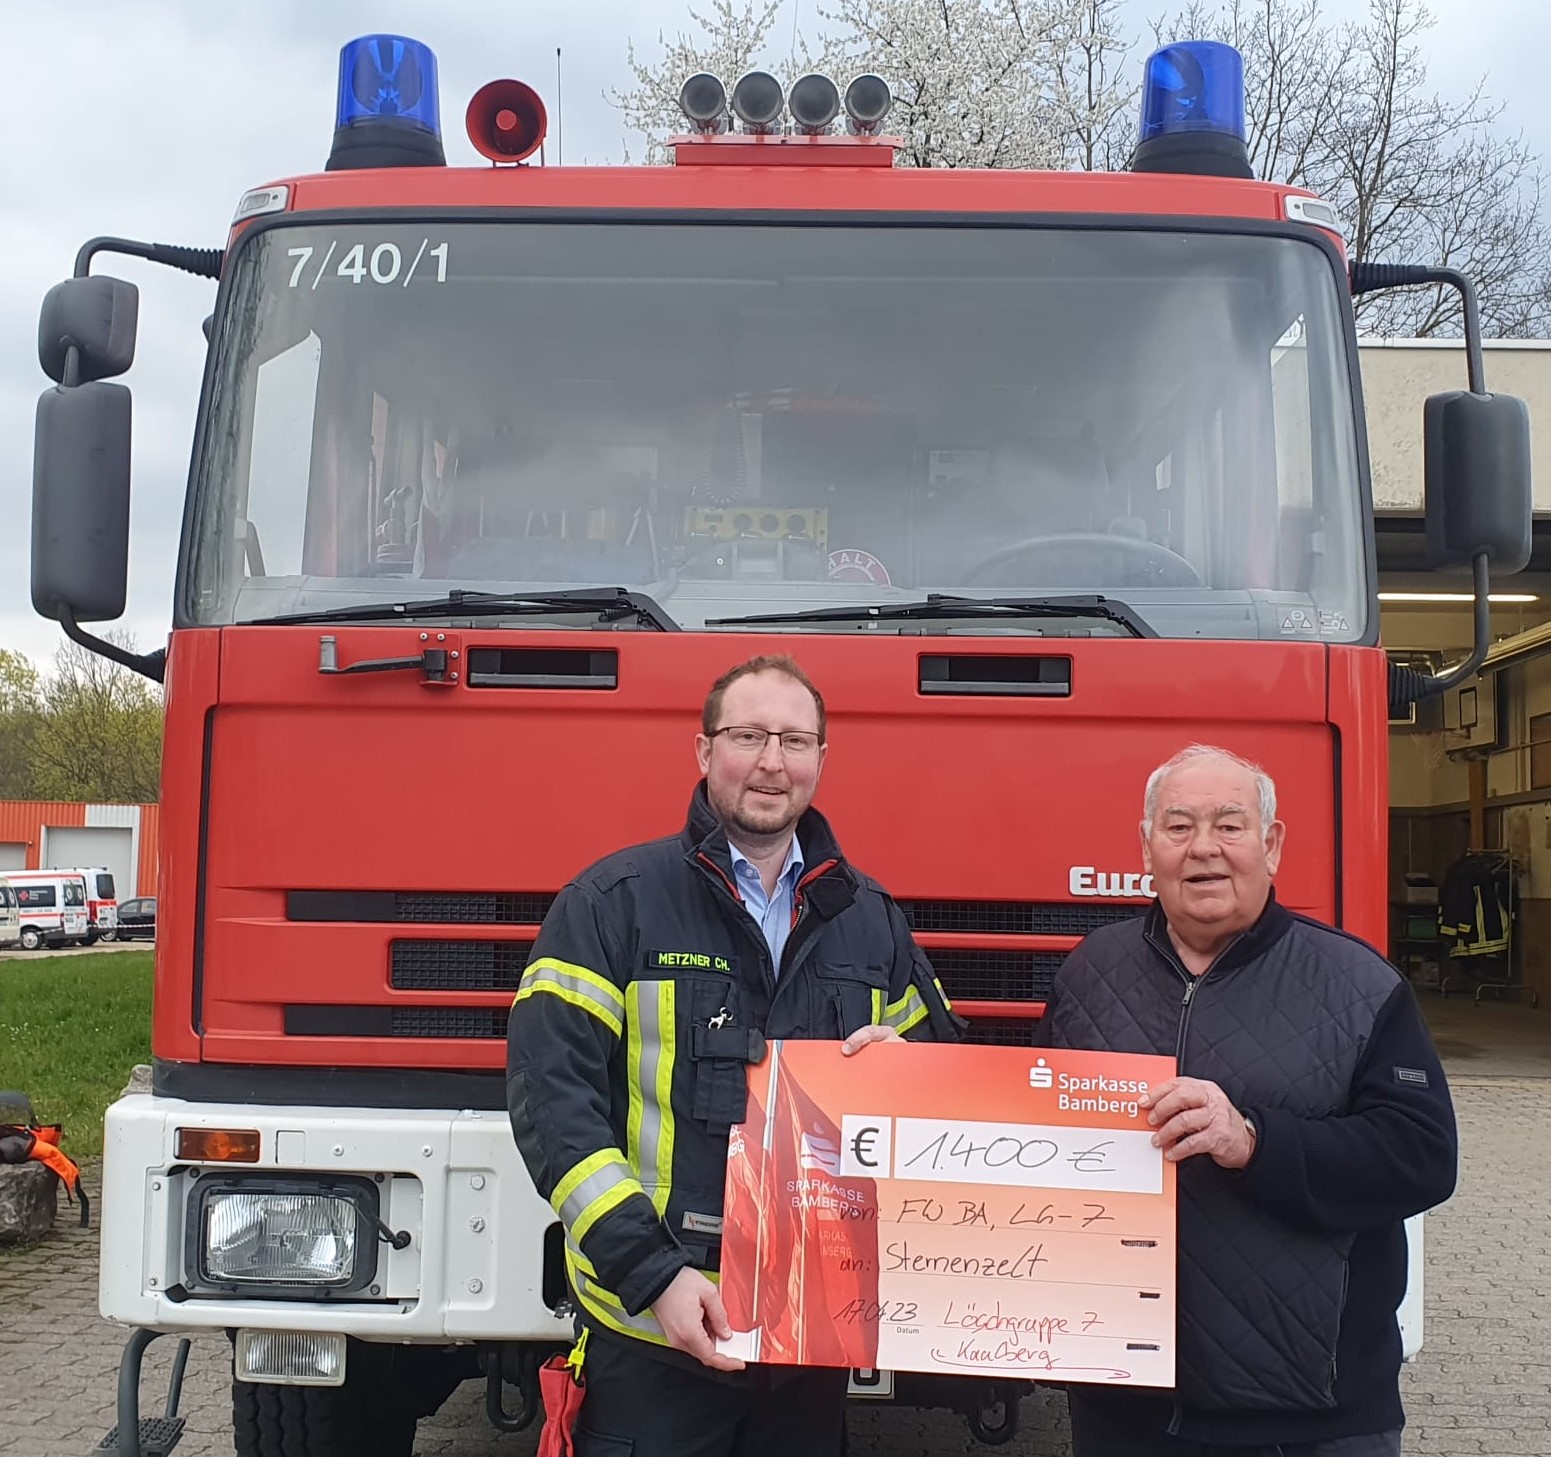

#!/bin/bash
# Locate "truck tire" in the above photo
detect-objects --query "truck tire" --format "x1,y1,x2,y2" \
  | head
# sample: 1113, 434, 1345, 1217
232, 1344, 417, 1457
18, 928, 42, 951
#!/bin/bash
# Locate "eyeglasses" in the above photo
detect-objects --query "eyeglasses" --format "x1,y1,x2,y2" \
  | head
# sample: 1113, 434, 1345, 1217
709, 725, 824, 757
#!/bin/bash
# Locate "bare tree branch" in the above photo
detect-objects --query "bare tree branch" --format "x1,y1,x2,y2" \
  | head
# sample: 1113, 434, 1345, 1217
608, 1, 786, 164
1166, 0, 1551, 337
617, 1, 1131, 171
616, 0, 1550, 336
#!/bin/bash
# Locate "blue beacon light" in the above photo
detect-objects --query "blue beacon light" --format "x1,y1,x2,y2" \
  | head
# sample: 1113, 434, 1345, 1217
1132, 41, 1252, 179
326, 35, 446, 172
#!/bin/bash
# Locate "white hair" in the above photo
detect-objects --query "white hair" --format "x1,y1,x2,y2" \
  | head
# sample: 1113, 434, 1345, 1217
1141, 744, 1278, 839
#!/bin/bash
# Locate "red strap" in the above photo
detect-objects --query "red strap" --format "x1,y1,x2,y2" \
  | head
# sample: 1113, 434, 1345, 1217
535, 1355, 586, 1457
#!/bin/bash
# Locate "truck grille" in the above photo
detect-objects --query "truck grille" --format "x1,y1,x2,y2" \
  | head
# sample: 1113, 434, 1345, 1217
287, 1003, 1041, 1046
381, 943, 1060, 1000
293, 891, 1136, 938
394, 893, 554, 925
924, 949, 1062, 1003
959, 1016, 1042, 1046
899, 899, 1141, 937
286, 900, 1095, 1046
391, 941, 535, 991
287, 891, 555, 925
391, 1008, 508, 1039
284, 1005, 510, 1038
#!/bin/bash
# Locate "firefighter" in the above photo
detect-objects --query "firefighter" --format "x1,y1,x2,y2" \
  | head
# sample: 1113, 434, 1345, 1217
507, 653, 960, 1457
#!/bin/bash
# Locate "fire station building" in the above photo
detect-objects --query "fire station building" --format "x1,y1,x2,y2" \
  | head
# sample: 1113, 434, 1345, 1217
1371, 339, 1551, 1013
0, 801, 160, 900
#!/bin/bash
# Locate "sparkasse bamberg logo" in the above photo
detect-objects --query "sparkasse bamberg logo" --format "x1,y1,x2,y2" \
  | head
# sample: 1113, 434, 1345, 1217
1029, 1057, 1054, 1089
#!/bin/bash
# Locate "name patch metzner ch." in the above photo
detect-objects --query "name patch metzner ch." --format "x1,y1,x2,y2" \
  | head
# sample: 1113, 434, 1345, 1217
646, 949, 734, 973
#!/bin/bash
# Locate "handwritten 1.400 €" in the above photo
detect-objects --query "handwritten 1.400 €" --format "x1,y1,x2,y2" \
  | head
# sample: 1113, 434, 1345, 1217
717, 1042, 1177, 1387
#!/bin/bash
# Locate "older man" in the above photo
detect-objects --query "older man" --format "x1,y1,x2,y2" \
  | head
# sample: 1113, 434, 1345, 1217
1040, 744, 1456, 1457
508, 653, 960, 1457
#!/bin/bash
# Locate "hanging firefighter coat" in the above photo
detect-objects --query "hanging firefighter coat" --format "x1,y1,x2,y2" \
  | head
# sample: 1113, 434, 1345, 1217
1438, 852, 1511, 958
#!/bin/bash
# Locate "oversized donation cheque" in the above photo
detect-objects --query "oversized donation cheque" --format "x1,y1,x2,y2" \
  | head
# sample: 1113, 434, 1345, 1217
717, 1041, 1177, 1387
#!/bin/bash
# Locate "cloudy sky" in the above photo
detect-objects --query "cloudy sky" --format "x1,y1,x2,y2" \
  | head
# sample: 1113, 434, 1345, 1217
3, 0, 1547, 671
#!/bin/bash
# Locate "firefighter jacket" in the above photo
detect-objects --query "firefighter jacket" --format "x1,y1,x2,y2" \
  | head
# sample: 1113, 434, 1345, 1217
506, 783, 961, 1355
1437, 852, 1512, 958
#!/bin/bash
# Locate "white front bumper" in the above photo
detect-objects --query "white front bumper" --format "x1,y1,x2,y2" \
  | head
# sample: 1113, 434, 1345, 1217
100, 1094, 571, 1343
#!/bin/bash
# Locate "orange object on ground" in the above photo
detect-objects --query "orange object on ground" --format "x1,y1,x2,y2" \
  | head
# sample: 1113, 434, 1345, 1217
0, 1121, 90, 1226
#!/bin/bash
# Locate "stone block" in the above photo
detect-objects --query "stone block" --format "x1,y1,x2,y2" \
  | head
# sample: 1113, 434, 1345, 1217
0, 1160, 57, 1243
0, 1089, 36, 1125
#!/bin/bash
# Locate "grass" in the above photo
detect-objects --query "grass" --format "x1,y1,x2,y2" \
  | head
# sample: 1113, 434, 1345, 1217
0, 950, 153, 1158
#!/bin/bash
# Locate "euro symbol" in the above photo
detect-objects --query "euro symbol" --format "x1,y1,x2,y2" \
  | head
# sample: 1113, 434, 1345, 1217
850, 1126, 881, 1169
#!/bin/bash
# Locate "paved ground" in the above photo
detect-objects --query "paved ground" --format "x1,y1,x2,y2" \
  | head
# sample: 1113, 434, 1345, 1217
1, 997, 1547, 1456
0, 939, 150, 962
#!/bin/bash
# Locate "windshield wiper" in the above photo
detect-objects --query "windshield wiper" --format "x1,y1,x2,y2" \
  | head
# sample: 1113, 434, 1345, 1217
254, 588, 680, 632
706, 593, 1154, 638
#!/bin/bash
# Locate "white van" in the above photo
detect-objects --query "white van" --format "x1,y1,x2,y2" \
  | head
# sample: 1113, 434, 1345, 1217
0, 879, 19, 949
7, 871, 90, 950
53, 865, 120, 942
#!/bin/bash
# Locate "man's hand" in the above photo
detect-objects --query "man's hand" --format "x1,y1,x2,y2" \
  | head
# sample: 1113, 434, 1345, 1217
841, 1024, 905, 1056
650, 1267, 745, 1371
1140, 1077, 1256, 1169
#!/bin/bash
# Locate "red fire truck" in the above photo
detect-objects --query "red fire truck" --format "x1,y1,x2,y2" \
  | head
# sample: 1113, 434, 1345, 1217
31, 33, 1529, 1457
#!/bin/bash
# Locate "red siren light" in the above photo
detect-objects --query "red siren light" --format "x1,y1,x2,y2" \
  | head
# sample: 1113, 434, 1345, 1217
466, 79, 548, 163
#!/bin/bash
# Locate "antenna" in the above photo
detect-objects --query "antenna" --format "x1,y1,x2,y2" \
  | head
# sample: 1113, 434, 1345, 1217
555, 47, 564, 165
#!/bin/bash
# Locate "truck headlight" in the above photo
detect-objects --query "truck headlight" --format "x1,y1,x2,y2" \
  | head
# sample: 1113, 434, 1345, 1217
188, 1177, 379, 1296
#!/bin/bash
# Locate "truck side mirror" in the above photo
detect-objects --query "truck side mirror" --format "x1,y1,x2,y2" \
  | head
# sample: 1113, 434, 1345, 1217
1424, 390, 1532, 573
31, 381, 132, 621
37, 275, 139, 384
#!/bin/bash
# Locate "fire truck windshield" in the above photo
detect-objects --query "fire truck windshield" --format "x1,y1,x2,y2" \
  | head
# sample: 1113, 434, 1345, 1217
184, 219, 1367, 641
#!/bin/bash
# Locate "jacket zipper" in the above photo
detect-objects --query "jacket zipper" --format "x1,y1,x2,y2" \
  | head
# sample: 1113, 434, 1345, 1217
779, 864, 826, 973
695, 850, 841, 1001
1145, 926, 1243, 1076
1331, 1259, 1348, 1395
1147, 931, 1211, 1439
774, 858, 842, 1000
779, 890, 809, 981
1163, 969, 1201, 1440
1175, 976, 1200, 1070
695, 851, 778, 989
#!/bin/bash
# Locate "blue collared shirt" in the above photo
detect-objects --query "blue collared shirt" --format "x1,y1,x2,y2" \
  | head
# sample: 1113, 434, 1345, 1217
729, 836, 805, 973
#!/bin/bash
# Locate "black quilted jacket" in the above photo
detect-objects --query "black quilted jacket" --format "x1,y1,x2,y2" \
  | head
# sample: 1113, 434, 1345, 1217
1039, 894, 1457, 1446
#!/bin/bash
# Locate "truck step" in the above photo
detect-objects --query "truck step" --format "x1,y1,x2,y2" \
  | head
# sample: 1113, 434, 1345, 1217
94, 1415, 185, 1457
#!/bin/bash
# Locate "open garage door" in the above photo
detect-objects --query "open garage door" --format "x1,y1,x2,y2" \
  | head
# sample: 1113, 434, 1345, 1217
43, 825, 135, 899
1382, 581, 1551, 1079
